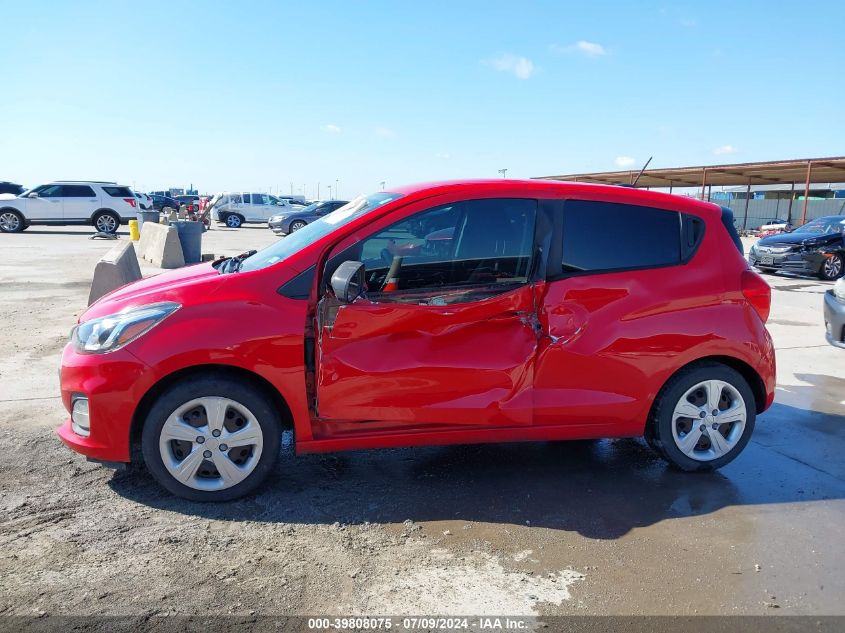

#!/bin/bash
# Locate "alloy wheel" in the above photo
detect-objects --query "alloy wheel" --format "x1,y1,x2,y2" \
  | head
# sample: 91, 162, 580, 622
670, 380, 747, 461
0, 212, 21, 232
158, 396, 264, 491
95, 214, 117, 233
823, 255, 843, 279
290, 221, 306, 232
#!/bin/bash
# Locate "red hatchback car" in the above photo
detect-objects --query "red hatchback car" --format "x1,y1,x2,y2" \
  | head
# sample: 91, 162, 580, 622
58, 180, 775, 501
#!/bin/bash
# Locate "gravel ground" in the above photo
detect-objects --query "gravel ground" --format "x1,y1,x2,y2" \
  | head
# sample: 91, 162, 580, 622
1, 227, 844, 618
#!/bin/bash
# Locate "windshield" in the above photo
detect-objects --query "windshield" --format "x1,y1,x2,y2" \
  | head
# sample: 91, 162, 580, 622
238, 192, 404, 272
793, 216, 845, 235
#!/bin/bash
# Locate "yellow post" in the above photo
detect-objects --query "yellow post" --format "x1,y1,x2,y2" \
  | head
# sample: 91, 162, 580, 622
128, 219, 140, 241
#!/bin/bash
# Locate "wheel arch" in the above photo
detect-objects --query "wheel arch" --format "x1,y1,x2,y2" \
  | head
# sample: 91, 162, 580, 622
647, 355, 767, 435
90, 208, 120, 221
129, 363, 295, 460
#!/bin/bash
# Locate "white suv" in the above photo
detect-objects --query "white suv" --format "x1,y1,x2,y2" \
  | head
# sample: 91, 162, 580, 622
208, 192, 293, 228
0, 181, 139, 234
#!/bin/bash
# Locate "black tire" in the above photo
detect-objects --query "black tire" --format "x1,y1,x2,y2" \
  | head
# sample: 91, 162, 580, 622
224, 214, 243, 228
289, 220, 307, 232
756, 267, 776, 275
0, 209, 25, 233
818, 253, 844, 281
647, 362, 756, 472
141, 375, 282, 501
92, 210, 120, 234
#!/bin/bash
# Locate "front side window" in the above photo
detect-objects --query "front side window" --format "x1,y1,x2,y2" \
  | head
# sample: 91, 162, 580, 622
251, 193, 270, 205
330, 198, 537, 305
34, 184, 63, 197
560, 200, 681, 274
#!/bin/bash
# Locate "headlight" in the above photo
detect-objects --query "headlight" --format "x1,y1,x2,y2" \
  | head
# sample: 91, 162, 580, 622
71, 302, 180, 353
834, 278, 845, 301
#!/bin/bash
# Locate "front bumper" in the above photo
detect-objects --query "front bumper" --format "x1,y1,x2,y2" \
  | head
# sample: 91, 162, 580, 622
56, 343, 154, 462
823, 290, 845, 349
748, 249, 825, 275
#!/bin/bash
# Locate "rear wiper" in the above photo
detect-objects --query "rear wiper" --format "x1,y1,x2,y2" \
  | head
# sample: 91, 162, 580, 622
214, 249, 256, 274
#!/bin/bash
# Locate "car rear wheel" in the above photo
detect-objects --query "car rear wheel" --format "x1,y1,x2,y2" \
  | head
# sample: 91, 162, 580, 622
141, 376, 281, 501
647, 363, 756, 472
0, 210, 25, 233
819, 254, 844, 281
224, 214, 243, 228
93, 211, 119, 234
289, 220, 307, 232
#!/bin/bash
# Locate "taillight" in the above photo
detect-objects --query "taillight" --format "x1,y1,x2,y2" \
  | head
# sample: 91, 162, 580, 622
741, 269, 771, 323
124, 198, 137, 208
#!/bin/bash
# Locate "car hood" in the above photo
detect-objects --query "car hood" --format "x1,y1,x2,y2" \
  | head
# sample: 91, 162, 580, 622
82, 263, 225, 321
757, 232, 841, 247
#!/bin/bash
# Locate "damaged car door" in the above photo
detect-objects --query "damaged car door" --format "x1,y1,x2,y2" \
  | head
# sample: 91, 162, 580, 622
315, 198, 540, 428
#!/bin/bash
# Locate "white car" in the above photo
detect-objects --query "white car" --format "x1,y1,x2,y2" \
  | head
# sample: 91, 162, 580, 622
208, 192, 293, 228
0, 181, 139, 233
135, 192, 154, 211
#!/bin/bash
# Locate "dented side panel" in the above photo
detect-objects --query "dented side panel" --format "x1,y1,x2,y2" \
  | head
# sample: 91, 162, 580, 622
315, 285, 538, 430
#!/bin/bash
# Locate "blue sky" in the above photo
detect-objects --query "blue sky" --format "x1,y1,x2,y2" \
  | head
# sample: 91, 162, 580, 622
1, 0, 843, 198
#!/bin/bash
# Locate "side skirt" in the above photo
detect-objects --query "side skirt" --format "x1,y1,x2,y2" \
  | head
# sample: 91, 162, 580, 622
295, 422, 642, 455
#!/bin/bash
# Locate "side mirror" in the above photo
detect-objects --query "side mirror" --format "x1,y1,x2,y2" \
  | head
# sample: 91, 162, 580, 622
331, 261, 365, 303
27, 192, 39, 198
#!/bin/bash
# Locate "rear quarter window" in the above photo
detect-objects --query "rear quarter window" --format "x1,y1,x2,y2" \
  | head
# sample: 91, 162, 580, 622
102, 186, 133, 197
560, 200, 681, 274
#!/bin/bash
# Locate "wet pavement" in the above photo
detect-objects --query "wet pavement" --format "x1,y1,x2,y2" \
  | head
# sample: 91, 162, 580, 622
0, 228, 843, 617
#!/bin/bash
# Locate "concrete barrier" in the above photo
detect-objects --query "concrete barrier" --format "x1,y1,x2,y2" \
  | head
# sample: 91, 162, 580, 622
88, 241, 143, 305
137, 222, 185, 269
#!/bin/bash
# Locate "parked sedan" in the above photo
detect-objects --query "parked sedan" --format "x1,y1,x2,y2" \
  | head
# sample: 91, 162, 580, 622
824, 278, 845, 348
749, 215, 845, 280
268, 199, 348, 234
151, 194, 181, 212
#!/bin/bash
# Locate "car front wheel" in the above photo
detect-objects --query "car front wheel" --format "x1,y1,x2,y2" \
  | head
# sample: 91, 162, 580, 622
289, 220, 307, 232
819, 253, 844, 281
647, 363, 756, 472
0, 210, 25, 233
141, 376, 281, 501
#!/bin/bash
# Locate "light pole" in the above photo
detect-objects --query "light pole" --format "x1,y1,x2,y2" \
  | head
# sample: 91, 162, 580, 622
498, 168, 508, 178
327, 185, 333, 200
317, 182, 320, 199
335, 179, 339, 199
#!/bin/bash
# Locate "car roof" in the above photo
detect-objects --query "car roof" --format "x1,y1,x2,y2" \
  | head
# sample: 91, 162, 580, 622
387, 179, 721, 215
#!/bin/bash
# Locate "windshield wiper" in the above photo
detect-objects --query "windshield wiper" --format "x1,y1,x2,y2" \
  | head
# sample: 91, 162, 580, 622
214, 250, 257, 274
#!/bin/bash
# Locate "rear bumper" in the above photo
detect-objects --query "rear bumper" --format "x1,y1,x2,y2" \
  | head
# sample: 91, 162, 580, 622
823, 290, 845, 349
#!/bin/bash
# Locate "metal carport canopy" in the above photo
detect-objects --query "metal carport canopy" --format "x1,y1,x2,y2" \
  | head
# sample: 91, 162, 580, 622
533, 156, 845, 188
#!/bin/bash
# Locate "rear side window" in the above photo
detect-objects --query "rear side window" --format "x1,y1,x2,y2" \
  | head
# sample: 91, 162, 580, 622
103, 186, 133, 197
561, 200, 681, 274
63, 185, 96, 197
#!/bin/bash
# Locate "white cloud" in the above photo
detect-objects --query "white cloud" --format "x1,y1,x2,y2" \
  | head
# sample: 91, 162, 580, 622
434, 152, 451, 159
614, 156, 636, 167
552, 40, 608, 57
374, 126, 395, 138
486, 53, 535, 79
321, 124, 341, 134
679, 18, 697, 27
713, 144, 738, 155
